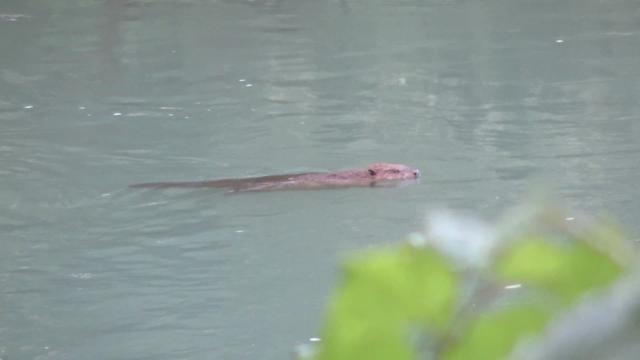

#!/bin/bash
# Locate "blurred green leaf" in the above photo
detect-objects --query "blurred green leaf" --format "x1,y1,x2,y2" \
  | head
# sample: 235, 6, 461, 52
576, 218, 635, 268
316, 245, 458, 360
443, 305, 551, 360
495, 237, 623, 303
312, 202, 633, 360
507, 276, 640, 360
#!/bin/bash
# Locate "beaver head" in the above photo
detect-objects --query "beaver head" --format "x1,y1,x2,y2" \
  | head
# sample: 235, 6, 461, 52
366, 163, 420, 181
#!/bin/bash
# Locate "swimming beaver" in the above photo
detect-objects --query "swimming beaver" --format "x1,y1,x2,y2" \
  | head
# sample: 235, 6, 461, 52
130, 163, 420, 192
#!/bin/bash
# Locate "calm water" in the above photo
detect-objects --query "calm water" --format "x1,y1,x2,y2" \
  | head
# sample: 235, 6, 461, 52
1, 0, 639, 359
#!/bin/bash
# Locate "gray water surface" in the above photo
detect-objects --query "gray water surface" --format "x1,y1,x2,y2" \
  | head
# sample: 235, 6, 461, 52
2, 0, 640, 359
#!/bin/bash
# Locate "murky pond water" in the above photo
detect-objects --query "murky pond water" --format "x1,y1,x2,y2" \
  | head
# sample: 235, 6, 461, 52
1, 0, 639, 359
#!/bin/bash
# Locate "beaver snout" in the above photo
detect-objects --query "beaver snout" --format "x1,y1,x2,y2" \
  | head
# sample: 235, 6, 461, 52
413, 169, 420, 178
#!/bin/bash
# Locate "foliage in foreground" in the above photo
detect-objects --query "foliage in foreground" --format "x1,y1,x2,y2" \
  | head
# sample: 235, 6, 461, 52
303, 202, 639, 360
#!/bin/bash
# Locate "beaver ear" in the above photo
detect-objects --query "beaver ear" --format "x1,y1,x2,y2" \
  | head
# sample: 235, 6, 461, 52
368, 169, 377, 176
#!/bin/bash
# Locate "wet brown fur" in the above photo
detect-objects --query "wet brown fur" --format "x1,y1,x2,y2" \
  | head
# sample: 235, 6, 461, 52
130, 163, 420, 192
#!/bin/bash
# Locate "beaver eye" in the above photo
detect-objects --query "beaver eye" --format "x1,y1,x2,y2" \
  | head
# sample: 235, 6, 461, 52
368, 169, 376, 176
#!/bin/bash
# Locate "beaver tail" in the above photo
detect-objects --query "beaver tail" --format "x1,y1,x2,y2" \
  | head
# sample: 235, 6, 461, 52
129, 181, 215, 189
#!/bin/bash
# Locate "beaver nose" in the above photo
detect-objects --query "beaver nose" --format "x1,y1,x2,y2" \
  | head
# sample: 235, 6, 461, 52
413, 169, 420, 178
